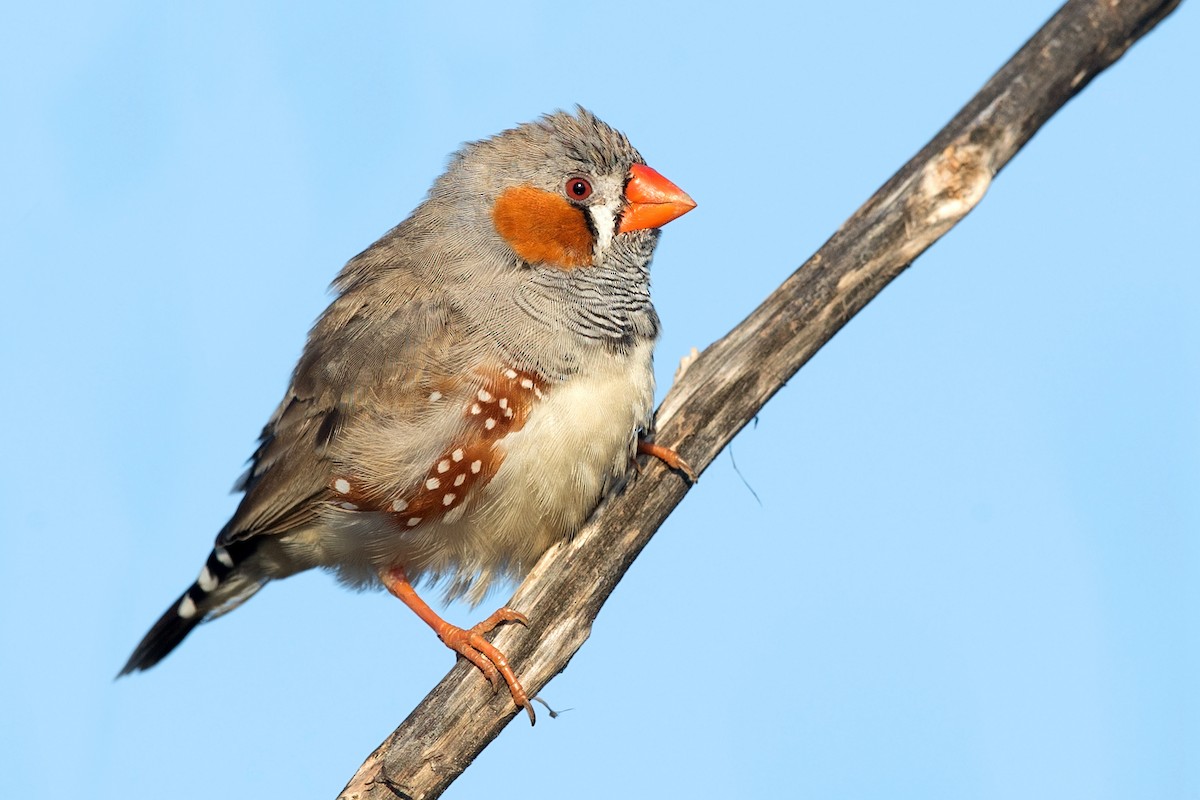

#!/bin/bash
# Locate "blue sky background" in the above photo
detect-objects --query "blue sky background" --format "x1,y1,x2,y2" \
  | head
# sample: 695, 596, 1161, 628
2, 2, 1196, 797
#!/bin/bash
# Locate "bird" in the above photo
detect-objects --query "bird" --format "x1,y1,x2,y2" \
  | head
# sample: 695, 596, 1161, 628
119, 107, 696, 724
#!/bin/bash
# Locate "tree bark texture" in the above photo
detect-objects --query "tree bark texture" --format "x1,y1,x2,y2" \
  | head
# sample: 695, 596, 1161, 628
338, 0, 1183, 796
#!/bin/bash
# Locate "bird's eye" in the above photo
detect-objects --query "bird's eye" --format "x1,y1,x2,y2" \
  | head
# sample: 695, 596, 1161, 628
565, 177, 593, 200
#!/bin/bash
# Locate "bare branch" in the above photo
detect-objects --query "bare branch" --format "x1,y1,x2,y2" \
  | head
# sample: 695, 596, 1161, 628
338, 1, 1182, 797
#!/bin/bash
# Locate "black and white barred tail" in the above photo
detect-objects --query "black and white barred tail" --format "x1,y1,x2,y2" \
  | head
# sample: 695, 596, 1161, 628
118, 540, 262, 676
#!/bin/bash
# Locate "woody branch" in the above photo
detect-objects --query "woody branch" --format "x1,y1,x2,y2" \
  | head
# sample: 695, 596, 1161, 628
338, 0, 1183, 797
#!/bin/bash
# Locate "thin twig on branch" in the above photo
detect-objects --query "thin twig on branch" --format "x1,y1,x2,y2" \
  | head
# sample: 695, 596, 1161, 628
338, 0, 1182, 796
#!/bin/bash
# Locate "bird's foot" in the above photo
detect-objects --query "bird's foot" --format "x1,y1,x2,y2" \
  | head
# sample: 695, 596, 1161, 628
437, 608, 534, 724
380, 567, 536, 724
637, 440, 698, 483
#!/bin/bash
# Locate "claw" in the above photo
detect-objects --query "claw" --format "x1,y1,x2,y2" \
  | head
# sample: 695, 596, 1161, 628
471, 607, 529, 634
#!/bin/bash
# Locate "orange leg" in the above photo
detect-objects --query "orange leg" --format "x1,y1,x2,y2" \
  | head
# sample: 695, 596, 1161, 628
637, 440, 698, 483
380, 566, 535, 725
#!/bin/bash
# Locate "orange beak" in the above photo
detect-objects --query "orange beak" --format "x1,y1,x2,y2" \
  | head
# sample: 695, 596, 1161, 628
618, 164, 697, 233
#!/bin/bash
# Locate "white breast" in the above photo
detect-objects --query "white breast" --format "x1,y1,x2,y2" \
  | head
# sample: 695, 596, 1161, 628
447, 338, 656, 601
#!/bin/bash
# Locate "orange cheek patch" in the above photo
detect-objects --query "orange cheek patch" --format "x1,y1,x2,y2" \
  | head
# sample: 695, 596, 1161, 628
492, 186, 594, 269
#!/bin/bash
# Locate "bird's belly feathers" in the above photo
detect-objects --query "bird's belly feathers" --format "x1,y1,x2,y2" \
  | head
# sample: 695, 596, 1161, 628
293, 339, 657, 604
478, 341, 655, 554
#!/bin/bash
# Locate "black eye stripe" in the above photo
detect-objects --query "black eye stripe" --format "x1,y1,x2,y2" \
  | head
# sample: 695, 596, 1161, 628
580, 203, 598, 239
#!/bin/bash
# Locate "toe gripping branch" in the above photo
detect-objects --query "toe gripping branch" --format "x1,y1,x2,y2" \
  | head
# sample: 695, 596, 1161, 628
637, 440, 698, 483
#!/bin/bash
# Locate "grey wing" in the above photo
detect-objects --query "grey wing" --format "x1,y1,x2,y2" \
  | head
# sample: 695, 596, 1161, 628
216, 271, 470, 549
218, 394, 334, 543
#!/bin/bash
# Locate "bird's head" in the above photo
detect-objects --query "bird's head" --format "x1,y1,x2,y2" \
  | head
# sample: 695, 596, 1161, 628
436, 107, 695, 272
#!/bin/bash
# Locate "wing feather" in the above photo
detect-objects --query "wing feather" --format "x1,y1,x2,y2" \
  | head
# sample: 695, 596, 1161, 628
217, 236, 479, 546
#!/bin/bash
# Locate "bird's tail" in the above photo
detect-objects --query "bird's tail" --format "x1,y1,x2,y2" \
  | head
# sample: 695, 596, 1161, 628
118, 539, 263, 676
